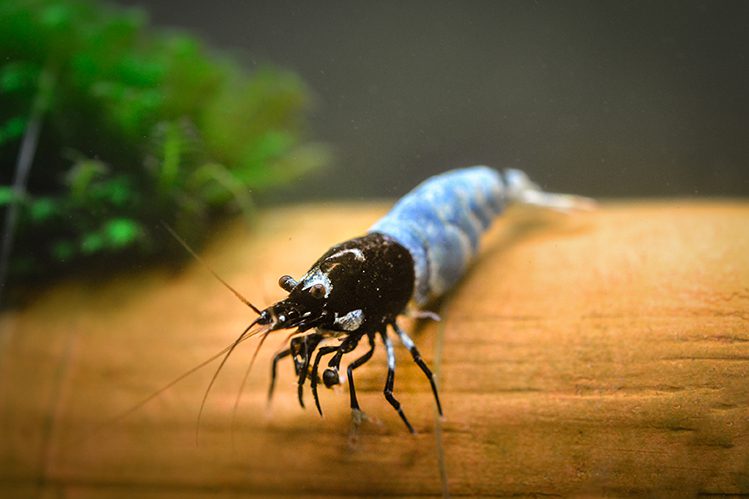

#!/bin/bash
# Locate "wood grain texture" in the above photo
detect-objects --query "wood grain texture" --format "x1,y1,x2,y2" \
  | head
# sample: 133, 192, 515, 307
1, 200, 748, 497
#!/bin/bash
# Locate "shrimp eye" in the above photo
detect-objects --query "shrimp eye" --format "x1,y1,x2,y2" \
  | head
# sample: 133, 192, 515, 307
278, 275, 297, 292
310, 283, 326, 299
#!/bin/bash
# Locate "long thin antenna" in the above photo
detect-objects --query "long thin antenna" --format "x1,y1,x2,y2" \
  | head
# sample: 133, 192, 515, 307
72, 340, 238, 447
230, 329, 271, 445
195, 318, 266, 444
161, 222, 262, 314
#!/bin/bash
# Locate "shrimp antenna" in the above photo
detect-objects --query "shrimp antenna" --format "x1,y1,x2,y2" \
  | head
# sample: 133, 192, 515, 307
161, 222, 262, 314
70, 337, 252, 448
230, 329, 272, 444
195, 317, 264, 444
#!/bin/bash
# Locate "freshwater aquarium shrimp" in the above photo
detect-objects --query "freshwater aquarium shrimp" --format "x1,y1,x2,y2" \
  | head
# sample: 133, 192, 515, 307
201, 166, 595, 433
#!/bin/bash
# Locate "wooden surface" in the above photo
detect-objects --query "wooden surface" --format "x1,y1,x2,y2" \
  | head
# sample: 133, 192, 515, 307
1, 200, 748, 497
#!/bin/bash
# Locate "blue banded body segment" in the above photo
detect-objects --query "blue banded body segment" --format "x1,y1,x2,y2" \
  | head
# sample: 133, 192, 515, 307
369, 166, 506, 305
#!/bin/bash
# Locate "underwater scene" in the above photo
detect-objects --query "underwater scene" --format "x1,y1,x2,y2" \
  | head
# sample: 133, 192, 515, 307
1, 1, 748, 497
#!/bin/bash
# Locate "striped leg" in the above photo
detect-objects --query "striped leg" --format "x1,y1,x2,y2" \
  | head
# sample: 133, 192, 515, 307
380, 330, 415, 433
344, 333, 376, 413
393, 322, 443, 416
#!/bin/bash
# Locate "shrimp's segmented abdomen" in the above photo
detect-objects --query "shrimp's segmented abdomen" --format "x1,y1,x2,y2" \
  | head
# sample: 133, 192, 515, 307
370, 166, 505, 305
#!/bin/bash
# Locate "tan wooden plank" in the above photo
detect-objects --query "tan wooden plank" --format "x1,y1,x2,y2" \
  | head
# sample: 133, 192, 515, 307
1, 201, 748, 496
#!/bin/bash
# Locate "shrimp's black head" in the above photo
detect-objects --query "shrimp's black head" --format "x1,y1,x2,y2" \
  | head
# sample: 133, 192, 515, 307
258, 233, 414, 334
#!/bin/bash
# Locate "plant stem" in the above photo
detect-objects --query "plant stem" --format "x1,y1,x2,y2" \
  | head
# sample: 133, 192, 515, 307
0, 69, 52, 305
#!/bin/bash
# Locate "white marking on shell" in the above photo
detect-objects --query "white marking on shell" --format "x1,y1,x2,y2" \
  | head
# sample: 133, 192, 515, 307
334, 308, 364, 331
327, 248, 365, 262
301, 268, 332, 298
333, 309, 364, 331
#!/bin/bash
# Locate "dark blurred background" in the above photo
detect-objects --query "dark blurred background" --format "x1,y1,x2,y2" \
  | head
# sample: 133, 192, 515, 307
117, 0, 749, 199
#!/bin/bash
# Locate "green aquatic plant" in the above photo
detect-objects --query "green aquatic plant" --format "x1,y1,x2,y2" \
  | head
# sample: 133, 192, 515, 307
0, 0, 326, 297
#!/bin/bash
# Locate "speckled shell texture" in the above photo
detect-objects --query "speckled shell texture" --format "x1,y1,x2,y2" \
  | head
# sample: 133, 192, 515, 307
369, 166, 505, 306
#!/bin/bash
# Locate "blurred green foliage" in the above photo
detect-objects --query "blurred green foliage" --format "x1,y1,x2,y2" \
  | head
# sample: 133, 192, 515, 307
0, 0, 325, 283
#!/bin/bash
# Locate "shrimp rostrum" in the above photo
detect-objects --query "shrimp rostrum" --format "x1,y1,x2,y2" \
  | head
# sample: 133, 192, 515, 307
238, 166, 592, 432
